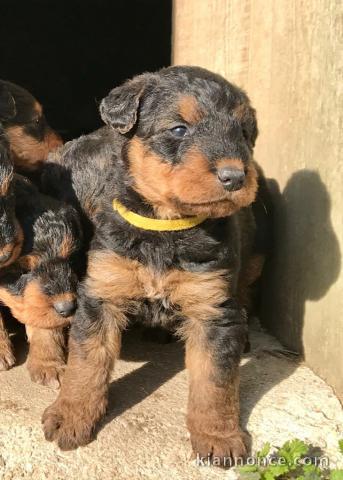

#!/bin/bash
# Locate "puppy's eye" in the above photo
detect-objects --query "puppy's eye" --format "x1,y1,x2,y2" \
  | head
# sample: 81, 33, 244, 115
29, 117, 40, 126
170, 125, 188, 138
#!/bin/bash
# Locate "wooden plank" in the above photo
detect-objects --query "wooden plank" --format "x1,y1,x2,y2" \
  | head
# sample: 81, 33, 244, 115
173, 0, 343, 399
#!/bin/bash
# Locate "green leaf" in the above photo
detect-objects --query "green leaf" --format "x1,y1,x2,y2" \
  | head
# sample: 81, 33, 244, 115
257, 442, 271, 459
338, 440, 343, 455
239, 465, 259, 473
302, 464, 321, 475
300, 471, 322, 480
330, 470, 343, 480
262, 464, 290, 480
278, 439, 309, 466
239, 472, 262, 480
263, 471, 277, 480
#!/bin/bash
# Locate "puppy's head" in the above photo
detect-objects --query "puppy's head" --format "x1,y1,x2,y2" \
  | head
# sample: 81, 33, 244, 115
0, 80, 62, 170
100, 66, 258, 218
0, 137, 23, 268
27, 260, 78, 321
20, 206, 82, 324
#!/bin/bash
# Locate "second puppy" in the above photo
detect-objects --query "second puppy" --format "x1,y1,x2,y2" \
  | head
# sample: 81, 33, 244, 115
0, 79, 62, 177
0, 135, 82, 384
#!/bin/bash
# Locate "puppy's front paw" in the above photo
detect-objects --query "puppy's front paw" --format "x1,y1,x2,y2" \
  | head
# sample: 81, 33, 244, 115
27, 360, 65, 388
191, 429, 248, 467
0, 342, 15, 371
42, 399, 95, 450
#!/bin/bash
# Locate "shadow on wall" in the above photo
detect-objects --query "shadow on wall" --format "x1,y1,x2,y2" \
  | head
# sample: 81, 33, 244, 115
261, 169, 341, 354
238, 169, 341, 433
94, 170, 342, 440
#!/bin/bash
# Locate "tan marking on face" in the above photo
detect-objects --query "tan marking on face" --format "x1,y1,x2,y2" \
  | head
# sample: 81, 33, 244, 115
59, 234, 74, 258
0, 222, 24, 269
0, 280, 72, 328
217, 157, 244, 171
34, 101, 43, 116
178, 95, 204, 124
128, 138, 258, 218
22, 281, 73, 328
50, 292, 77, 305
0, 287, 24, 321
6, 125, 63, 170
17, 253, 40, 270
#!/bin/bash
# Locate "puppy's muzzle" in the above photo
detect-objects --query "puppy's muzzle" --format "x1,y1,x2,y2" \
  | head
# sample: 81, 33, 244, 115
217, 167, 245, 191
53, 299, 77, 318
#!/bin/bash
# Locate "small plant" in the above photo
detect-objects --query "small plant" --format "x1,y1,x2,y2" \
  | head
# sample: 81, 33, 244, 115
237, 439, 343, 480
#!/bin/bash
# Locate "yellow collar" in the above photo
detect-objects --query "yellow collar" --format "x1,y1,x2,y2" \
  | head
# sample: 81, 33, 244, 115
112, 199, 207, 231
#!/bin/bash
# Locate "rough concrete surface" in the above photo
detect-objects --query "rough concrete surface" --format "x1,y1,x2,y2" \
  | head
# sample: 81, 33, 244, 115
0, 322, 342, 480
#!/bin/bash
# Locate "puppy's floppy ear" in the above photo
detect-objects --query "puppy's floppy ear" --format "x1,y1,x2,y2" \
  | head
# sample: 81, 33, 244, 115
100, 74, 154, 134
233, 103, 258, 149
0, 81, 16, 121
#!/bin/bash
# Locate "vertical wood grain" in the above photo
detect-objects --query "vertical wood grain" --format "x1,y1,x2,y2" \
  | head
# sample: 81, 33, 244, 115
173, 0, 343, 398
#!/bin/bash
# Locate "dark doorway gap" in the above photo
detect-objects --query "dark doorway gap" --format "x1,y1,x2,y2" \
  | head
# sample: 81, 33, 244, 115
0, 0, 172, 140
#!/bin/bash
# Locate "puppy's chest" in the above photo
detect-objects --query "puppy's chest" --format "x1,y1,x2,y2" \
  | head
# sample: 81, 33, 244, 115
86, 248, 230, 327
97, 217, 235, 271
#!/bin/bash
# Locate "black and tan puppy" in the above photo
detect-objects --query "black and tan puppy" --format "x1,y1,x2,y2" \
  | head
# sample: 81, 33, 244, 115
42, 66, 261, 462
0, 130, 23, 270
0, 149, 82, 384
0, 79, 62, 175
0, 129, 22, 369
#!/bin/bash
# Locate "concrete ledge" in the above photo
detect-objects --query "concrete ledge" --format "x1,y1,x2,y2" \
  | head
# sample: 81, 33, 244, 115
0, 325, 342, 479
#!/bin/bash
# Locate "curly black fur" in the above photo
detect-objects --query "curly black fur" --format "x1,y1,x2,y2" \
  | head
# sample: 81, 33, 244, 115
41, 65, 267, 357
0, 130, 17, 255
1, 174, 82, 300
40, 66, 270, 454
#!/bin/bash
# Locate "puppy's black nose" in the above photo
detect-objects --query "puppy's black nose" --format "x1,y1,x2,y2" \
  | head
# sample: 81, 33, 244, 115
53, 300, 77, 318
0, 250, 12, 264
217, 167, 245, 191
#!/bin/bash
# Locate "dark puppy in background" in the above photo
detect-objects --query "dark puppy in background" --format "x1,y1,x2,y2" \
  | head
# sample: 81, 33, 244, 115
0, 127, 21, 368
0, 177, 82, 384
0, 80, 62, 177
0, 132, 23, 269
0, 131, 82, 384
42, 66, 263, 463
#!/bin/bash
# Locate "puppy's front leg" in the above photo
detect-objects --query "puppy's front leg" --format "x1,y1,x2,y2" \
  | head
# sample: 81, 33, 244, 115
26, 325, 66, 388
42, 297, 124, 450
185, 299, 248, 466
0, 309, 15, 370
